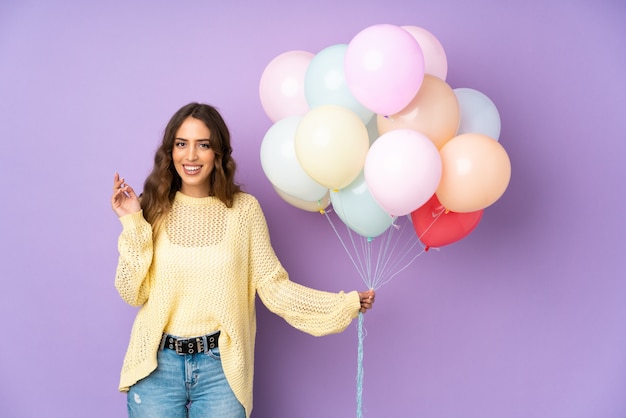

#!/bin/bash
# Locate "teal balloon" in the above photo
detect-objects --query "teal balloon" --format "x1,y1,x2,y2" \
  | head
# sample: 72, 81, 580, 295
454, 87, 501, 140
330, 172, 394, 238
304, 44, 374, 124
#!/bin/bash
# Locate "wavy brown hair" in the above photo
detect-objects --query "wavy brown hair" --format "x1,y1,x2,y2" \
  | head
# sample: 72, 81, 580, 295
140, 103, 241, 227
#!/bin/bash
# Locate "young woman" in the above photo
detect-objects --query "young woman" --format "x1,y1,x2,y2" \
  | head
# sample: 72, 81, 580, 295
111, 102, 375, 417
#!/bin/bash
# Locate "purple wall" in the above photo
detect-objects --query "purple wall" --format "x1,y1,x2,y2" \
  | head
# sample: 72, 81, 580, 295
1, 0, 624, 417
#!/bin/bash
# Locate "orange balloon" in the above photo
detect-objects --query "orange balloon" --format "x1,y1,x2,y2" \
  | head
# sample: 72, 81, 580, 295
436, 133, 511, 213
377, 74, 460, 149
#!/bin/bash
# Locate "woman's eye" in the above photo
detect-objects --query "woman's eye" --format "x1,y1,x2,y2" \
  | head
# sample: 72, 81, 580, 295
199, 143, 211, 149
175, 141, 186, 147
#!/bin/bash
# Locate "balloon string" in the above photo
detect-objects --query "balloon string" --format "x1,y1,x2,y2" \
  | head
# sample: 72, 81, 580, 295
323, 210, 429, 290
416, 207, 445, 244
370, 217, 424, 289
356, 312, 365, 418
323, 210, 429, 417
373, 222, 409, 288
323, 210, 369, 285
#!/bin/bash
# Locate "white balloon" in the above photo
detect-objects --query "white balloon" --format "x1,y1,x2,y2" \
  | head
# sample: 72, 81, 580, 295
260, 116, 328, 201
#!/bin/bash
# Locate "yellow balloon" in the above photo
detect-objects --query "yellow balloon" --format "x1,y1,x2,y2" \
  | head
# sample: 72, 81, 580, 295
273, 186, 331, 213
295, 105, 369, 189
436, 133, 511, 212
377, 74, 460, 149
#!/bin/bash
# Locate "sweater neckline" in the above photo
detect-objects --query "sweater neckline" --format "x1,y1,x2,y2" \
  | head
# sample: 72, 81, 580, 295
175, 191, 220, 205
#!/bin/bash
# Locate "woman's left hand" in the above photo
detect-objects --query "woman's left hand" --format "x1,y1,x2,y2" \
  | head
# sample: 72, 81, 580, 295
358, 289, 375, 313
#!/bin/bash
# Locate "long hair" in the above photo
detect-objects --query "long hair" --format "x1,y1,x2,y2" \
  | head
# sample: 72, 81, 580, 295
140, 103, 241, 227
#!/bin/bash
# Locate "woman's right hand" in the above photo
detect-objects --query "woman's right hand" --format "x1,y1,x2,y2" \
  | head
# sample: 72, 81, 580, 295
112, 172, 141, 218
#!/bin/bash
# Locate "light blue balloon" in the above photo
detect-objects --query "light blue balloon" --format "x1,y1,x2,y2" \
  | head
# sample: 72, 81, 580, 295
304, 44, 374, 124
454, 87, 501, 140
330, 172, 394, 238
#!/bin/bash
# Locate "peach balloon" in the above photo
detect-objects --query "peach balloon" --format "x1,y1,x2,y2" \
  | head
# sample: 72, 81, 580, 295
436, 133, 511, 213
273, 186, 331, 213
377, 74, 460, 149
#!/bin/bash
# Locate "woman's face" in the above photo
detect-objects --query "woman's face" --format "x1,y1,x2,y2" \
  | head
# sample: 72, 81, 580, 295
172, 116, 216, 197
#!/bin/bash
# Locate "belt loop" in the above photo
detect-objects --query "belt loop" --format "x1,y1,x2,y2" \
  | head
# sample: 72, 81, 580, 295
159, 334, 167, 351
202, 335, 209, 354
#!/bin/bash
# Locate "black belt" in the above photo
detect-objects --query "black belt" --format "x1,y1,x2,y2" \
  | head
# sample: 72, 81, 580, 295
160, 331, 220, 355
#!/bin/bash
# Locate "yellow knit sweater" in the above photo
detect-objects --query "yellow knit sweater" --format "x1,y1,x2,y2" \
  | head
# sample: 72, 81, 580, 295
115, 191, 360, 417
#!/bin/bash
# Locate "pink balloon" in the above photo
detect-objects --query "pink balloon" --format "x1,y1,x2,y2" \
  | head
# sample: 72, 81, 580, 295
345, 24, 425, 116
259, 50, 313, 122
401, 26, 448, 80
364, 129, 442, 216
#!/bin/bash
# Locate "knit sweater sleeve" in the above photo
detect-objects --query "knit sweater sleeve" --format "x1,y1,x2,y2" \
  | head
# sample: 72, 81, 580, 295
114, 210, 154, 307
249, 198, 361, 336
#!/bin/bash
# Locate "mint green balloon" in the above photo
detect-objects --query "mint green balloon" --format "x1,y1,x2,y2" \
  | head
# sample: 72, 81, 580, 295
330, 172, 394, 238
304, 44, 374, 124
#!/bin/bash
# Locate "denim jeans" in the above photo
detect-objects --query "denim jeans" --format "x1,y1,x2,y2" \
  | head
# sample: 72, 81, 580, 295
127, 341, 245, 418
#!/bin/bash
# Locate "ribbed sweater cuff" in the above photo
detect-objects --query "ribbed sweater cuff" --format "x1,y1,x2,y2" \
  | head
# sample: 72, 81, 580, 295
347, 290, 361, 319
119, 210, 147, 230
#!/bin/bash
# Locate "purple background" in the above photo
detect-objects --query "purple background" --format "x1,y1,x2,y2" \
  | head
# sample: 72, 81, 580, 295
1, 1, 624, 417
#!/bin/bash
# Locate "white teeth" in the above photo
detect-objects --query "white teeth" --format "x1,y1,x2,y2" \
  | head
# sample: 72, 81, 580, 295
184, 166, 200, 171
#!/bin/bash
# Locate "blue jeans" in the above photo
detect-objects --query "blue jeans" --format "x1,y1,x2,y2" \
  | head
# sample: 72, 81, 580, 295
127, 342, 245, 418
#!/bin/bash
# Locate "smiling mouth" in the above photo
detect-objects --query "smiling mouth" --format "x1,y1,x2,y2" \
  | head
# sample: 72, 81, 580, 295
183, 165, 202, 174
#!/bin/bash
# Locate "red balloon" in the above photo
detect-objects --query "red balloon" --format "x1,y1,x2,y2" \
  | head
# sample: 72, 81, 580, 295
411, 194, 483, 250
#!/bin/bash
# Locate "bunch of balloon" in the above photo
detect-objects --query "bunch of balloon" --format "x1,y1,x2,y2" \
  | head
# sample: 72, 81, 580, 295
259, 24, 444, 286
259, 23, 511, 417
